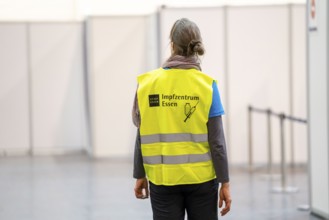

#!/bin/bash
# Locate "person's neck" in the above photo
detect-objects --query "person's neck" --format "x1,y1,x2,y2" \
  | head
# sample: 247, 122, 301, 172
162, 55, 201, 71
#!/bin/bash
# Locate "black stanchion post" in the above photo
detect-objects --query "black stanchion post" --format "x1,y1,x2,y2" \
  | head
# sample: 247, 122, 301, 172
248, 105, 253, 172
272, 113, 298, 193
267, 109, 272, 176
280, 113, 286, 190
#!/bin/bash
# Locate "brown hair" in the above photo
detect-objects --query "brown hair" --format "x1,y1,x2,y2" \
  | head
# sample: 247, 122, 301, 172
169, 18, 205, 57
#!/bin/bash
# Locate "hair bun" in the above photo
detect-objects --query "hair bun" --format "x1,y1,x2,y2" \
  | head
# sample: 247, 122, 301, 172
188, 40, 204, 56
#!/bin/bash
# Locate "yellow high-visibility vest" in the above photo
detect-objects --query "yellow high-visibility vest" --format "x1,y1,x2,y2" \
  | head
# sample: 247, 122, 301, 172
137, 68, 216, 186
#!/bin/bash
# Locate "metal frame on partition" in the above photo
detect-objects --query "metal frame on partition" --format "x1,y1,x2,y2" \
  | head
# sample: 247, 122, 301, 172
327, 0, 329, 216
306, 0, 312, 214
222, 6, 230, 153
327, 0, 329, 218
82, 19, 93, 157
156, 6, 163, 67
288, 4, 295, 169
26, 23, 34, 156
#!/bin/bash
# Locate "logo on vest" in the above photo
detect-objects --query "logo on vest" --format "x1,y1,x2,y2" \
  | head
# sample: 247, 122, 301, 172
148, 93, 200, 110
149, 94, 160, 107
184, 101, 199, 122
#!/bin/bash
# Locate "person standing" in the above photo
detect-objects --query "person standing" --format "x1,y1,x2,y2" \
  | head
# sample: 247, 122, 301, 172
132, 18, 231, 220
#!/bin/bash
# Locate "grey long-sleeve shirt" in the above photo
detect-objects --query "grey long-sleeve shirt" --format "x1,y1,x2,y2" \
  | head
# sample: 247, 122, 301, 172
132, 94, 229, 183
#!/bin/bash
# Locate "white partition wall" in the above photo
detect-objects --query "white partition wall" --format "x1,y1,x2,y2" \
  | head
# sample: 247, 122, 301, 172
307, 0, 329, 218
29, 23, 87, 154
0, 23, 30, 154
228, 5, 292, 165
86, 15, 157, 157
0, 22, 87, 155
228, 5, 308, 165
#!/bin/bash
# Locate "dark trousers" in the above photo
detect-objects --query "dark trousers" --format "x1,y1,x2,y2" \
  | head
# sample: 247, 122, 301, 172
149, 179, 219, 220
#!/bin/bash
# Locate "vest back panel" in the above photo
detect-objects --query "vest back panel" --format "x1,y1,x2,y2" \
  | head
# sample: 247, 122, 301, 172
137, 68, 215, 185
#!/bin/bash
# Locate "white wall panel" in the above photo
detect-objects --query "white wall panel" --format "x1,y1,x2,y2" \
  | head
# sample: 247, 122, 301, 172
29, 23, 87, 152
87, 16, 157, 157
0, 23, 30, 152
228, 6, 290, 164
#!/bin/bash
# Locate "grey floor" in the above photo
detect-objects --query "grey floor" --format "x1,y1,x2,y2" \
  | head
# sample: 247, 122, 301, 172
0, 154, 323, 220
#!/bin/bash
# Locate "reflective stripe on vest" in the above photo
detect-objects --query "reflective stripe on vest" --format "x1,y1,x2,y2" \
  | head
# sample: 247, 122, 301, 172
143, 151, 211, 165
137, 68, 216, 185
141, 133, 208, 144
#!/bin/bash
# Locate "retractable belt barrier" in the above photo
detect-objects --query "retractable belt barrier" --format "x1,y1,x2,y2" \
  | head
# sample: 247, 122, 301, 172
247, 105, 307, 193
